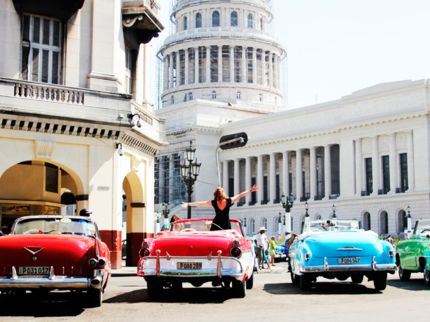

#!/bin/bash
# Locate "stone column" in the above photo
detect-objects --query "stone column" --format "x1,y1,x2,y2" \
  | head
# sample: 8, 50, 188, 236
296, 149, 303, 201
242, 46, 247, 83
230, 45, 235, 82
262, 50, 266, 86
185, 48, 189, 85
270, 153, 276, 203
282, 151, 289, 195
245, 157, 252, 205
218, 44, 222, 82
164, 55, 169, 90
268, 52, 273, 87
324, 145, 331, 199
257, 155, 264, 204
206, 46, 211, 83
234, 159, 240, 198
310, 147, 317, 200
388, 134, 397, 194
223, 161, 229, 190
169, 53, 174, 88
355, 139, 363, 196
371, 136, 380, 196
252, 48, 257, 84
407, 131, 415, 191
195, 47, 199, 84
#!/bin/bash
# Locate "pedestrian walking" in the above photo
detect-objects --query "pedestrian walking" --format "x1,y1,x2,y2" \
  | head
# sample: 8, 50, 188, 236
256, 227, 269, 269
269, 236, 277, 266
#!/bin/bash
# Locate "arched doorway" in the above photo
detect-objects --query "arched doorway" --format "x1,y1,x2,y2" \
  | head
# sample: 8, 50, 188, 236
0, 160, 84, 234
123, 172, 145, 266
315, 214, 322, 220
397, 210, 407, 234
380, 211, 388, 235
362, 212, 371, 230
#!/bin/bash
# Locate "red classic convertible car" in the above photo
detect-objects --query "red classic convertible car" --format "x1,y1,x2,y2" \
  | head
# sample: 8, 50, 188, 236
0, 215, 110, 307
137, 218, 255, 298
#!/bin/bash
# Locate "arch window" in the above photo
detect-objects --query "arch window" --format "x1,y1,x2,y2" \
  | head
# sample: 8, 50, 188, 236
237, 91, 241, 99
260, 18, 264, 30
262, 218, 268, 230
248, 14, 253, 28
231, 11, 238, 27
212, 11, 220, 27
398, 210, 407, 234
315, 214, 321, 220
212, 91, 217, 99
183, 16, 188, 30
250, 219, 255, 234
363, 212, 371, 230
188, 92, 193, 101
196, 13, 202, 28
171, 95, 174, 105
380, 211, 388, 235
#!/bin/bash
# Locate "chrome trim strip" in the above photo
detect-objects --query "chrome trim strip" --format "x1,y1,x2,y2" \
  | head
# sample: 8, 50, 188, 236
11, 267, 18, 280
324, 257, 328, 271
336, 247, 362, 251
156, 250, 161, 277
302, 263, 397, 273
372, 256, 376, 271
217, 250, 222, 279
0, 277, 91, 289
140, 269, 242, 278
49, 266, 55, 280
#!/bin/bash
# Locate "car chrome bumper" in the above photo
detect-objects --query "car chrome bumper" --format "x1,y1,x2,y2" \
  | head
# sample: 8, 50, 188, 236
138, 250, 245, 280
300, 257, 397, 273
0, 266, 105, 289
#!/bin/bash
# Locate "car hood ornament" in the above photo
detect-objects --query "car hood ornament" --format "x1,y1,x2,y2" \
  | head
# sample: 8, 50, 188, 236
24, 246, 45, 255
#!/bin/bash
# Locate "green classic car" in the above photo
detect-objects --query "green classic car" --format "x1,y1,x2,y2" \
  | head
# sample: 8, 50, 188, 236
396, 219, 430, 285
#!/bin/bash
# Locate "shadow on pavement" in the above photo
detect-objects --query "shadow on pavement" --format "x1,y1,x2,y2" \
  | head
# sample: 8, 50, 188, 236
263, 281, 381, 295
105, 287, 237, 304
387, 278, 430, 291
0, 292, 85, 317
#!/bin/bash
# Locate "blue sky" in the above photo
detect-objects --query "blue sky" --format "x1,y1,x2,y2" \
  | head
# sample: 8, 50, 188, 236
153, 0, 430, 109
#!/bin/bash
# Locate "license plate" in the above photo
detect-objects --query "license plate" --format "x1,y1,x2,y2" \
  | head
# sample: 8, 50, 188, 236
19, 266, 49, 275
338, 258, 361, 264
177, 262, 202, 270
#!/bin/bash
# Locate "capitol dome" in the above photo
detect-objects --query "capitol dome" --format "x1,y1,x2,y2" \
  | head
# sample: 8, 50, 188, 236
159, 0, 285, 110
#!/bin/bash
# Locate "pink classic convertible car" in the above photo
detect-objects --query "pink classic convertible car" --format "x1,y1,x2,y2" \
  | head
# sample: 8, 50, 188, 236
137, 218, 255, 298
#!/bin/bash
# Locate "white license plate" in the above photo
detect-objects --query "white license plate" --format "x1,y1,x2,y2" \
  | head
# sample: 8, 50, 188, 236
19, 266, 49, 275
338, 258, 361, 264
177, 262, 202, 270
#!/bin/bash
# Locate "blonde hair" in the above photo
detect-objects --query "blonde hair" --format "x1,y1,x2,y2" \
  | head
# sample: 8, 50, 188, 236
214, 187, 227, 202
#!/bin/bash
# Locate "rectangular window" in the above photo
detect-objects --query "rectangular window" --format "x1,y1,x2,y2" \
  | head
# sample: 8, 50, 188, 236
246, 47, 253, 83
222, 46, 230, 82
163, 156, 170, 203
125, 47, 133, 94
188, 48, 195, 84
272, 54, 277, 88
302, 171, 306, 199
275, 174, 280, 202
382, 155, 390, 194
234, 46, 242, 83
263, 176, 268, 202
154, 158, 159, 204
172, 52, 177, 88
179, 50, 185, 85
288, 173, 292, 196
400, 153, 408, 192
21, 15, 62, 84
210, 46, 218, 83
229, 178, 234, 197
251, 177, 256, 204
45, 164, 58, 193
198, 47, 206, 83
256, 49, 263, 84
365, 158, 373, 195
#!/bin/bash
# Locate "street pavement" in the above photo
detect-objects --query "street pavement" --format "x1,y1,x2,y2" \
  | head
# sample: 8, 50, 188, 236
1, 261, 429, 322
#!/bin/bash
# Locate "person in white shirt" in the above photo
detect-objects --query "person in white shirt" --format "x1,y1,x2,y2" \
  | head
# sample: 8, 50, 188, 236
256, 227, 268, 269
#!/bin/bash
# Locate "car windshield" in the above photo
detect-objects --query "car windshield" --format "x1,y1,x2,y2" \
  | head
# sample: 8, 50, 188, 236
302, 219, 361, 234
13, 217, 98, 238
172, 219, 242, 234
414, 219, 430, 236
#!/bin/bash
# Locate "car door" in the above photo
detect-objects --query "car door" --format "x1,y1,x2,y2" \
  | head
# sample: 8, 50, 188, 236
398, 238, 418, 269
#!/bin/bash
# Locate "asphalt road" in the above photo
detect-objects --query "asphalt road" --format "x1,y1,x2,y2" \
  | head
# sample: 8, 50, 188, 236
1, 262, 429, 322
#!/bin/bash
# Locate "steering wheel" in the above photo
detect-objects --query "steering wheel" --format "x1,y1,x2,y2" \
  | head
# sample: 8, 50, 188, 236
211, 223, 224, 230
47, 230, 62, 235
181, 228, 197, 232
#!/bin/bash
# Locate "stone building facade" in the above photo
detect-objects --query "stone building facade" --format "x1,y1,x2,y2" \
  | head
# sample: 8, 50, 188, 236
0, 0, 167, 268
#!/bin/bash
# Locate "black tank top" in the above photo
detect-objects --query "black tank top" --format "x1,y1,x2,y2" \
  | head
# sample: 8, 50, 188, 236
210, 198, 232, 231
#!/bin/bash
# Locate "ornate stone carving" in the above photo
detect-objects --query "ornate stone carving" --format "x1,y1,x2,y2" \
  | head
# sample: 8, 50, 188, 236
396, 133, 407, 149
379, 136, 389, 152
34, 140, 55, 160
131, 155, 141, 172
362, 139, 372, 153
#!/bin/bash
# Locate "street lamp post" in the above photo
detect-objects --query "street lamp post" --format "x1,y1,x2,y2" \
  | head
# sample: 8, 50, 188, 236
283, 213, 286, 235
243, 217, 247, 236
155, 214, 161, 233
278, 212, 282, 235
162, 203, 170, 225
305, 200, 310, 221
332, 204, 337, 219
281, 193, 295, 233
181, 141, 201, 219
406, 204, 412, 239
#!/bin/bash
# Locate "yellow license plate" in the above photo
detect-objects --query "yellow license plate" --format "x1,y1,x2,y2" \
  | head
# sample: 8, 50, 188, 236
177, 262, 202, 270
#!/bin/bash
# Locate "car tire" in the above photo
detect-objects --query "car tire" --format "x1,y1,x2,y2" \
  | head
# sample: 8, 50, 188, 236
300, 274, 312, 291
233, 279, 246, 298
246, 274, 254, 290
424, 268, 430, 286
373, 272, 388, 291
147, 279, 163, 298
398, 264, 411, 281
290, 270, 300, 285
351, 275, 364, 284
88, 288, 103, 307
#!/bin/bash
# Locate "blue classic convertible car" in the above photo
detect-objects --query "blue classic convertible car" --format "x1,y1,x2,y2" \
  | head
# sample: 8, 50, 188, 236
289, 219, 396, 291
